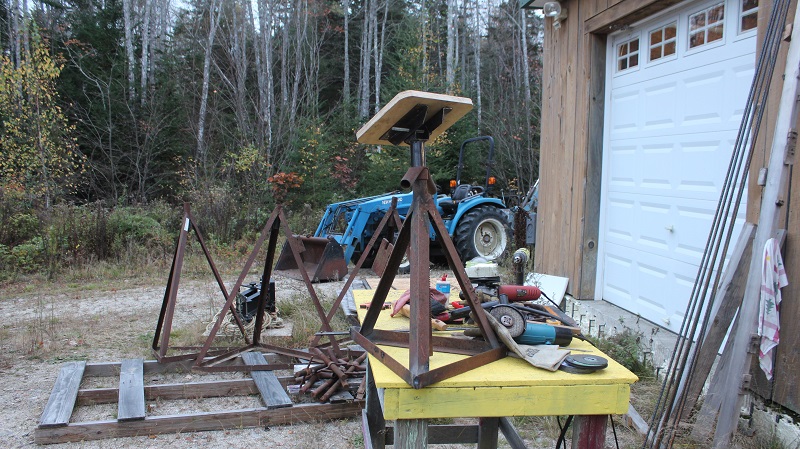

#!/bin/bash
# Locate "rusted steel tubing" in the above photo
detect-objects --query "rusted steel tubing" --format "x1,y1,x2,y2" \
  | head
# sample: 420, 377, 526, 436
312, 378, 337, 398
300, 374, 319, 393
310, 348, 348, 383
356, 377, 366, 400
320, 380, 342, 402
317, 371, 334, 379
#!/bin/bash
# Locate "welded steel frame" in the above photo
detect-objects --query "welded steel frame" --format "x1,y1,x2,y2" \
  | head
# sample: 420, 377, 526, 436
153, 204, 348, 371
352, 104, 505, 389
152, 203, 250, 364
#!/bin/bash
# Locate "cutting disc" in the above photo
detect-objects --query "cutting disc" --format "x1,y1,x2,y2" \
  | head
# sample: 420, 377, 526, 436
559, 354, 608, 374
489, 305, 526, 338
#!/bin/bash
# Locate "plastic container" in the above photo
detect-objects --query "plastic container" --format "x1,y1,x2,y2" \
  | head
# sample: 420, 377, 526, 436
435, 274, 451, 295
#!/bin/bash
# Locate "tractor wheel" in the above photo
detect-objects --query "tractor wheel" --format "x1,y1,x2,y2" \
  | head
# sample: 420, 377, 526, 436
454, 207, 511, 262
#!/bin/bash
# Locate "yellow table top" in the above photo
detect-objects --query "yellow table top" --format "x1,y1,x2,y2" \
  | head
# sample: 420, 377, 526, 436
355, 290, 638, 419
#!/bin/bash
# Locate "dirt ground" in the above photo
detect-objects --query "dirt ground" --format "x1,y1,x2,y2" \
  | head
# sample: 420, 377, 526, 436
0, 268, 649, 449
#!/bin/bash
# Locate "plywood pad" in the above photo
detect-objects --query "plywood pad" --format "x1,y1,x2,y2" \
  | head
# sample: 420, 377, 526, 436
356, 90, 473, 145
526, 272, 569, 305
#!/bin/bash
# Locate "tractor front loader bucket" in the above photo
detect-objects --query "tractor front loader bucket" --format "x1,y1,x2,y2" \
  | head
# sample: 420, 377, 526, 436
274, 236, 348, 282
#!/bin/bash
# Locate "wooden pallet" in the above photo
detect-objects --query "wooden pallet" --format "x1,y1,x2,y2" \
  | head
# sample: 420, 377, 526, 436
35, 357, 363, 445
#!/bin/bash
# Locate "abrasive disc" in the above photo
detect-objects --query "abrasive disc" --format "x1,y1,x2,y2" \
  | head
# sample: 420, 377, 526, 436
559, 354, 609, 374
489, 305, 526, 338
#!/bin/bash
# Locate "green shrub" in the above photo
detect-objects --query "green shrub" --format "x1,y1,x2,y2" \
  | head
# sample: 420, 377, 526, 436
11, 236, 45, 272
590, 329, 655, 378
8, 213, 40, 244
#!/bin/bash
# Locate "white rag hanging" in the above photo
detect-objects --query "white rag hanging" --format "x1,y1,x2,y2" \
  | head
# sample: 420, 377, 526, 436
758, 237, 788, 380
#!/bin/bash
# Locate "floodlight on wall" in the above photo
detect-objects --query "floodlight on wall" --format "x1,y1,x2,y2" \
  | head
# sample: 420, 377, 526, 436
543, 1, 567, 29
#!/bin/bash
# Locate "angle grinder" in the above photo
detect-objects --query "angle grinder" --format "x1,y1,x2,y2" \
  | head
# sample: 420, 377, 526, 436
489, 305, 573, 346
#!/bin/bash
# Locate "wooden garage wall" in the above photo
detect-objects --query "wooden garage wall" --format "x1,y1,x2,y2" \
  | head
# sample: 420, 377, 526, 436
746, 0, 800, 415
534, 0, 800, 412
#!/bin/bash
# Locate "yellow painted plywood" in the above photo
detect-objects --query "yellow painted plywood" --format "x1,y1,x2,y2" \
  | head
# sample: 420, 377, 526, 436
356, 91, 473, 146
356, 286, 637, 418
381, 384, 632, 420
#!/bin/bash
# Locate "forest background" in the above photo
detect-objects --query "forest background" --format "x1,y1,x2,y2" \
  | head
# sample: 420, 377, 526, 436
0, 0, 543, 280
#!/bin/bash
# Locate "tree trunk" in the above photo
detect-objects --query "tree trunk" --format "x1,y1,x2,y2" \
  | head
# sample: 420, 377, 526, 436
445, 0, 456, 92
421, 0, 427, 89
197, 0, 220, 166
342, 0, 351, 102
280, 4, 289, 107
289, 0, 307, 127
123, 0, 135, 102
140, 0, 152, 106
473, 0, 482, 131
358, 0, 374, 118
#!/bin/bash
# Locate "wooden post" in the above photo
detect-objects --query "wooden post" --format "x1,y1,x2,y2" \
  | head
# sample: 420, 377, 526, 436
712, 3, 800, 446
572, 415, 608, 449
477, 417, 500, 449
395, 419, 427, 449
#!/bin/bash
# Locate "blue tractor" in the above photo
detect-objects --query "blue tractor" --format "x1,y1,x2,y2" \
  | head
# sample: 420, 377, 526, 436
275, 136, 537, 280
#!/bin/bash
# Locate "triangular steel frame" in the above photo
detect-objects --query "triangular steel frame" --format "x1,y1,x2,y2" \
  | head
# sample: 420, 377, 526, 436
351, 96, 506, 389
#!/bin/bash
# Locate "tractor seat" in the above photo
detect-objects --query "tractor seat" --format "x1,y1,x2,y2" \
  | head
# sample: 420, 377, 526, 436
440, 184, 473, 215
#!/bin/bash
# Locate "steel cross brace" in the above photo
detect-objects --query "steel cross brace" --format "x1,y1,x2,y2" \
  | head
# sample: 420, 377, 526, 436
352, 138, 505, 389
152, 203, 249, 364
308, 197, 404, 348
153, 203, 345, 371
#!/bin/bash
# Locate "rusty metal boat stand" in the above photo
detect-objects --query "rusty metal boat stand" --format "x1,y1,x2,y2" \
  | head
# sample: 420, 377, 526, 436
152, 203, 353, 371
351, 91, 507, 390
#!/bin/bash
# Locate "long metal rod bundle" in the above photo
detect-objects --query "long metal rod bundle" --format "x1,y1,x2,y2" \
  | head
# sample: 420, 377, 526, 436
643, 1, 792, 447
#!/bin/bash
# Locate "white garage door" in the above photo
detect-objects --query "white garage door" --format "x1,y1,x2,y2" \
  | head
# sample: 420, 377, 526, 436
598, 0, 757, 333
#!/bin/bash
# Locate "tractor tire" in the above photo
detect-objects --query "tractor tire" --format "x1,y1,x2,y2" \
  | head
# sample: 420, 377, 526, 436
454, 207, 511, 262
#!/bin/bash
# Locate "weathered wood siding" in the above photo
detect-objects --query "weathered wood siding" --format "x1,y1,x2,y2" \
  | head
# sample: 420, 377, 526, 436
747, 0, 800, 414
534, 0, 800, 412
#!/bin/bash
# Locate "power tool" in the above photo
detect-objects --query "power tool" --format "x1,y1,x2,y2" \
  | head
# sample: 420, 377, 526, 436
489, 305, 573, 346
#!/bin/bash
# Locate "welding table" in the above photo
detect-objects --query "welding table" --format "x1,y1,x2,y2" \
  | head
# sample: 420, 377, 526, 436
354, 290, 638, 449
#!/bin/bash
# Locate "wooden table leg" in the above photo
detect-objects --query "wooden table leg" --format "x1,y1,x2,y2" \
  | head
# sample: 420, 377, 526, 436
395, 419, 427, 448
478, 417, 500, 449
571, 415, 608, 449
363, 365, 386, 449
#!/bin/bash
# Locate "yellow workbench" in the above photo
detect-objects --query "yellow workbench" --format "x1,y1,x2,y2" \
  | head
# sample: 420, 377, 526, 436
354, 290, 638, 449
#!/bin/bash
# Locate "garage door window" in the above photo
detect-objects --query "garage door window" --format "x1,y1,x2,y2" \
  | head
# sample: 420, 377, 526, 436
689, 2, 725, 49
617, 38, 640, 72
649, 22, 677, 62
740, 0, 758, 32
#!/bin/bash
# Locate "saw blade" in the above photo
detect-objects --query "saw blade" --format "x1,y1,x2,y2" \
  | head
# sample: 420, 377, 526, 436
489, 305, 526, 337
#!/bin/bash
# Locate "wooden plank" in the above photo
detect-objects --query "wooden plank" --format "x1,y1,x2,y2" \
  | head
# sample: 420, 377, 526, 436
380, 383, 631, 420
477, 417, 500, 449
623, 403, 648, 436
384, 424, 480, 445
242, 351, 292, 409
356, 91, 473, 146
571, 414, 608, 449
34, 401, 363, 445
576, 28, 607, 298
39, 361, 86, 428
328, 390, 354, 403
584, 0, 683, 34
394, 419, 427, 449
713, 4, 800, 445
772, 169, 800, 413
118, 359, 145, 421
680, 223, 755, 417
364, 365, 386, 449
77, 379, 263, 405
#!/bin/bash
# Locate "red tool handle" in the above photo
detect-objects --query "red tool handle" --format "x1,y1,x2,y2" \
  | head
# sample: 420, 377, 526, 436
497, 285, 542, 301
